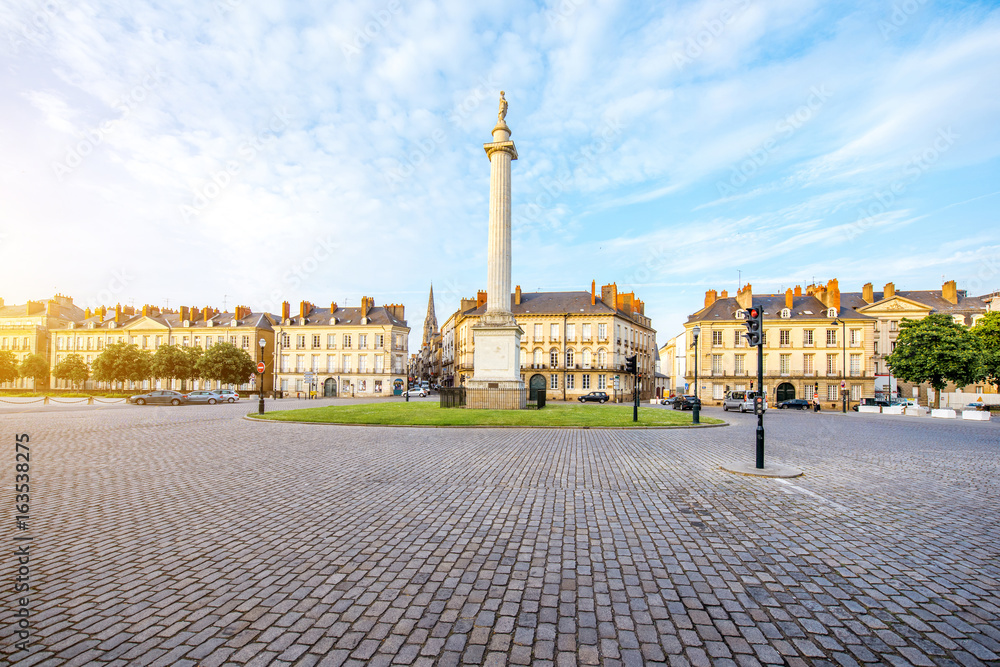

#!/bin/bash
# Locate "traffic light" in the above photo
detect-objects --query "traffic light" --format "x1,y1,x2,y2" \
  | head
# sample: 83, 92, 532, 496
743, 306, 763, 346
625, 355, 637, 374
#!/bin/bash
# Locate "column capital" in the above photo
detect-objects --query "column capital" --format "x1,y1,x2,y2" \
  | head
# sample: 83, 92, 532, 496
484, 141, 518, 160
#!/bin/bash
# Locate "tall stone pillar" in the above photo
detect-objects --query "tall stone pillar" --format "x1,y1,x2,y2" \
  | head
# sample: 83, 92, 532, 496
468, 92, 524, 409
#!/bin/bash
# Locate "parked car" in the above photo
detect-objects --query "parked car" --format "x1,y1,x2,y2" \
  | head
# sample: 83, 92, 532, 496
778, 399, 811, 410
217, 389, 240, 403
851, 397, 890, 412
578, 391, 609, 404
128, 390, 188, 406
660, 396, 678, 406
722, 390, 763, 413
403, 388, 427, 397
186, 390, 223, 405
672, 395, 700, 410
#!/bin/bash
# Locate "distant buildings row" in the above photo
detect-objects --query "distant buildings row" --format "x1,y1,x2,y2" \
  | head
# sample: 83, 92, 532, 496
658, 279, 999, 407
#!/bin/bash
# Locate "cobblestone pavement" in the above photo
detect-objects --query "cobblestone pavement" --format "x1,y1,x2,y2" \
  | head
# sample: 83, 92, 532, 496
2, 404, 998, 666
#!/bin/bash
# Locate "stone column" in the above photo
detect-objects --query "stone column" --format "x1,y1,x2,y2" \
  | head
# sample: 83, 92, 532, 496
483, 122, 517, 326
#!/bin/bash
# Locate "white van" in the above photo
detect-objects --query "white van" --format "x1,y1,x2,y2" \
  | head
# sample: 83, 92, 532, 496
722, 390, 760, 413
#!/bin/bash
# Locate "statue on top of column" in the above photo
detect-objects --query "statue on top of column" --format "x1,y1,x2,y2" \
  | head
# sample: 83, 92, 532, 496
498, 91, 508, 123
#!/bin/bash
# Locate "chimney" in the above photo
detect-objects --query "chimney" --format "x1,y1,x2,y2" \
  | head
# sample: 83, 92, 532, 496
115, 304, 123, 323
123, 305, 135, 316
601, 283, 618, 309
191, 307, 201, 321
476, 290, 487, 309
704, 290, 718, 308
862, 282, 874, 303
281, 301, 290, 320
180, 306, 189, 321
884, 282, 895, 299
590, 280, 596, 306
142, 305, 149, 316
617, 292, 634, 316
84, 307, 92, 319
736, 284, 753, 310
634, 298, 644, 315
330, 301, 338, 313
942, 279, 957, 304
516, 285, 522, 305
360, 297, 374, 317
100, 305, 107, 319
461, 297, 477, 312
785, 288, 793, 310
720, 290, 728, 298
46, 301, 60, 317
794, 285, 802, 297
826, 279, 841, 312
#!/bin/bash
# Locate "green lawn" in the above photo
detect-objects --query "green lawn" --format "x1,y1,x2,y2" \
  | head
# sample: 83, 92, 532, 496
250, 401, 723, 427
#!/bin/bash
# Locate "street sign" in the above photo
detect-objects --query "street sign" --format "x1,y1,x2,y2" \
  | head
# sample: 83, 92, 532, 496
840, 381, 845, 389
257, 362, 265, 373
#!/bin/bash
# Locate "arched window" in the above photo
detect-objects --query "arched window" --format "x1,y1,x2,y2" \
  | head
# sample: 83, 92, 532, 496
781, 308, 791, 318
827, 308, 837, 318
597, 348, 607, 368
582, 349, 592, 369
550, 349, 559, 368
566, 349, 575, 368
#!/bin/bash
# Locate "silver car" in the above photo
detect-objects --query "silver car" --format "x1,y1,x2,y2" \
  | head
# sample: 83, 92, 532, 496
185, 390, 223, 405
216, 389, 240, 403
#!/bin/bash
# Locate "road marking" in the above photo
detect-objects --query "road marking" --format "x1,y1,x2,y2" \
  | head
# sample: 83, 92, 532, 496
774, 478, 851, 512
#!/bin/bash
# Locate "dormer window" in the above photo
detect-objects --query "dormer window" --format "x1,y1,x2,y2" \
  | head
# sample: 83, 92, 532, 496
734, 310, 746, 319
827, 308, 838, 318
183, 320, 190, 327
231, 319, 238, 327
781, 308, 791, 319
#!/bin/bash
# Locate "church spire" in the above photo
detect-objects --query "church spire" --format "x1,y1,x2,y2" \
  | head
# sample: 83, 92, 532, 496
422, 284, 438, 348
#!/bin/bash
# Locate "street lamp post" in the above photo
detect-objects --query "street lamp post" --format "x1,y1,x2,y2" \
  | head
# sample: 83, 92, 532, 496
258, 338, 266, 415
835, 318, 846, 413
692, 326, 701, 425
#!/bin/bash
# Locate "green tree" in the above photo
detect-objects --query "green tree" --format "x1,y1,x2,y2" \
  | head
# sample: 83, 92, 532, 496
885, 313, 981, 408
92, 342, 153, 387
152, 344, 202, 388
971, 311, 1000, 390
53, 353, 90, 389
19, 353, 51, 389
195, 342, 256, 387
0, 351, 19, 385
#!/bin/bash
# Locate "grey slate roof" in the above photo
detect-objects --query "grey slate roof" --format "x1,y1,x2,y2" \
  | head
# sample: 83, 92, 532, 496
466, 291, 617, 316
275, 306, 406, 328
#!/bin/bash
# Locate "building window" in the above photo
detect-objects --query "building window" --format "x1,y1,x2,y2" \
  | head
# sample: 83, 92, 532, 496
850, 384, 861, 401
327, 334, 336, 349
566, 350, 574, 368
780, 354, 790, 375
566, 375, 575, 389
889, 320, 897, 331
342, 356, 352, 372
803, 354, 814, 375
597, 349, 607, 368
280, 355, 290, 372
311, 355, 319, 371
874, 342, 879, 355
193, 336, 200, 347
533, 349, 542, 366
343, 335, 352, 348
826, 354, 837, 375
534, 324, 542, 339
566, 324, 576, 341
295, 355, 304, 372
805, 384, 814, 400
550, 350, 559, 368
296, 379, 303, 392
711, 354, 722, 375
281, 333, 290, 348
713, 384, 724, 400
359, 335, 367, 349
735, 354, 745, 375
582, 375, 591, 389
550, 374, 558, 389
312, 335, 321, 349
375, 334, 384, 348
375, 356, 384, 373
850, 329, 861, 346
803, 330, 814, 346
734, 330, 743, 347
550, 324, 559, 341
850, 354, 861, 376
296, 335, 306, 349
827, 384, 838, 401
582, 324, 592, 341
779, 330, 790, 347
359, 356, 367, 372
582, 349, 592, 369
826, 329, 837, 346
598, 323, 607, 340
712, 330, 723, 347
327, 355, 335, 372
598, 375, 606, 390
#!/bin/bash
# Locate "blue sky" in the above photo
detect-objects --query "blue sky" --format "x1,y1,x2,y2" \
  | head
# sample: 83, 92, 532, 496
2, 0, 999, 346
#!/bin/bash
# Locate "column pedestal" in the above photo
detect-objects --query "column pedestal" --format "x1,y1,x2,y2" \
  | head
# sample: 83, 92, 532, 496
467, 324, 524, 409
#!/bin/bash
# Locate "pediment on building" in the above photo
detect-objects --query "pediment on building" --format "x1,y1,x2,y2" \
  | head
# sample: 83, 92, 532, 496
121, 316, 171, 330
856, 295, 931, 317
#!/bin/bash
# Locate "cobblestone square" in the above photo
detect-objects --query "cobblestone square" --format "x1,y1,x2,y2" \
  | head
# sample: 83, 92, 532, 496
2, 402, 998, 666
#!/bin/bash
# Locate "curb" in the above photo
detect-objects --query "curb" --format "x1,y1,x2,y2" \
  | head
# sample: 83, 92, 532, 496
242, 414, 729, 430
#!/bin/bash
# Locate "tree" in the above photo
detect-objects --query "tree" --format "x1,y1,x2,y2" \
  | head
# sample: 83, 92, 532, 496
885, 313, 981, 408
53, 353, 90, 389
19, 353, 51, 389
152, 344, 202, 388
91, 342, 153, 387
0, 351, 19, 385
971, 311, 1000, 390
195, 342, 256, 388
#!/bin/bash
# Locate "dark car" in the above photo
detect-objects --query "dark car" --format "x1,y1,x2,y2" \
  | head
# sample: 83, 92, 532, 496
128, 390, 188, 406
578, 391, 609, 403
672, 395, 700, 410
778, 399, 811, 410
